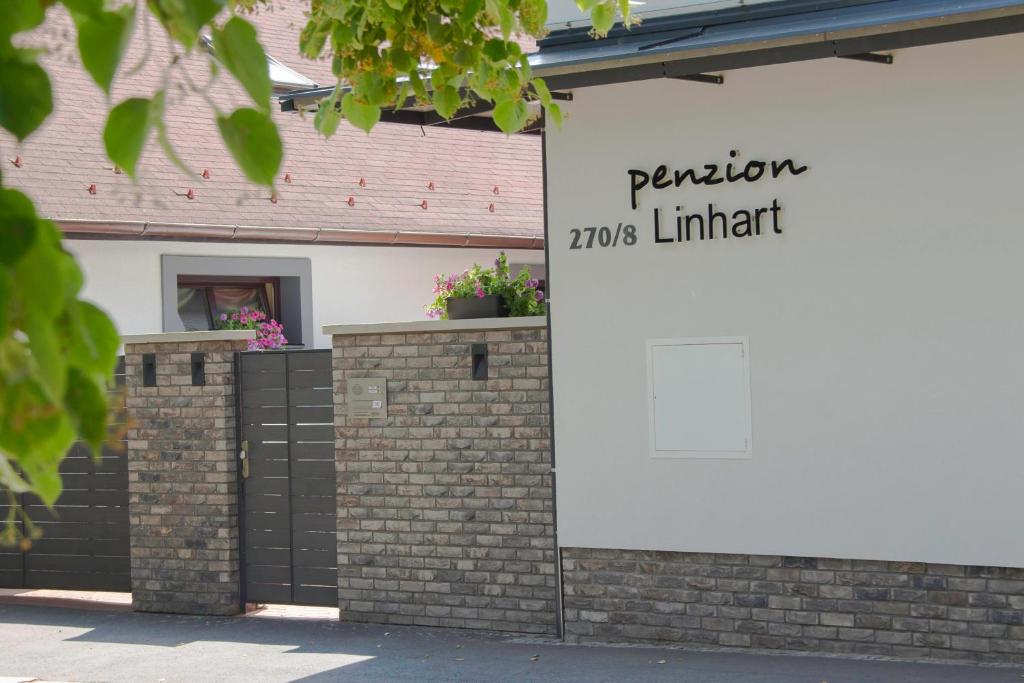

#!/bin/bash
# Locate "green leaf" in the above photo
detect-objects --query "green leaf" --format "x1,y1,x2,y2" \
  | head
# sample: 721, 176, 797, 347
0, 457, 31, 495
25, 316, 66, 401
484, 0, 514, 38
11, 219, 67, 324
546, 101, 563, 128
521, 0, 548, 32
0, 188, 38, 265
0, 270, 11, 337
64, 301, 120, 379
340, 92, 380, 134
591, 1, 615, 36
530, 77, 552, 106
0, 0, 46, 40
147, 0, 225, 50
314, 91, 342, 138
61, 0, 104, 15
492, 98, 528, 134
213, 17, 271, 112
216, 108, 281, 186
103, 98, 151, 177
0, 57, 52, 141
300, 15, 331, 59
389, 48, 415, 73
457, 0, 484, 29
497, 4, 514, 38
64, 367, 108, 451
431, 85, 461, 120
482, 38, 508, 62
72, 5, 135, 95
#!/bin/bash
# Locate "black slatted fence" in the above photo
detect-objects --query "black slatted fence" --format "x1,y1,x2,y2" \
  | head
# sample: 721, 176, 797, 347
0, 357, 130, 591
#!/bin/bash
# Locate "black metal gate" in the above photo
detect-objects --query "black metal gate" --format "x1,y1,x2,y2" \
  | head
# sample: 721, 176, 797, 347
237, 350, 337, 606
0, 359, 130, 591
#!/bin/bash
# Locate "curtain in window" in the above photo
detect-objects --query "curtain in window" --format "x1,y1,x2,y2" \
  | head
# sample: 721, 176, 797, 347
209, 287, 264, 316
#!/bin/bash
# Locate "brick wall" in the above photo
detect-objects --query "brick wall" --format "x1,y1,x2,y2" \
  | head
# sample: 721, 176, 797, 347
332, 321, 557, 634
125, 335, 248, 616
562, 549, 1024, 663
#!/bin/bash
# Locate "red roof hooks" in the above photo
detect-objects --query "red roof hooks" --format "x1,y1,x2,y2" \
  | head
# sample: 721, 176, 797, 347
10, 155, 22, 168
173, 188, 195, 200
420, 200, 429, 210
270, 192, 278, 204
201, 168, 211, 180
113, 166, 123, 175
493, 185, 500, 195
488, 203, 495, 213
346, 196, 355, 207
427, 181, 435, 191
87, 183, 97, 195
284, 172, 292, 184
358, 177, 366, 187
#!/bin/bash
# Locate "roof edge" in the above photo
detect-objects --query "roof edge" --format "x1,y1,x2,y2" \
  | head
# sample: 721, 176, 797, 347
57, 219, 545, 250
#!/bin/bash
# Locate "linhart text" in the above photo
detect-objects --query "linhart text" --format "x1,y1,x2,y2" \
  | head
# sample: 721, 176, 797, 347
628, 151, 808, 210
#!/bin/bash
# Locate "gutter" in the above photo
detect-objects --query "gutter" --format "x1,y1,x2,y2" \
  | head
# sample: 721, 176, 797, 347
57, 219, 545, 250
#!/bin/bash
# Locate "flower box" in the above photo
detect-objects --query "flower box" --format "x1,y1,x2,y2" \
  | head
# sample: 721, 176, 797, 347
446, 294, 509, 320
426, 252, 544, 320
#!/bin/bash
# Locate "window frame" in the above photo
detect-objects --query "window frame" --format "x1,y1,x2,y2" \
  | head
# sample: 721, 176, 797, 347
161, 255, 314, 347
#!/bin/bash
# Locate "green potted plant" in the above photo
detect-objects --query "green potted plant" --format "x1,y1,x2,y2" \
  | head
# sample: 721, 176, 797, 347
426, 252, 545, 320
214, 306, 288, 350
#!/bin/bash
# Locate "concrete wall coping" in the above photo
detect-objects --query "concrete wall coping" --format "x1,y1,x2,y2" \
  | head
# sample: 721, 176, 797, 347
324, 316, 547, 336
122, 330, 257, 345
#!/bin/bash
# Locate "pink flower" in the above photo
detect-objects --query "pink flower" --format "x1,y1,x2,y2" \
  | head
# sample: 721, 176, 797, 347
475, 285, 485, 298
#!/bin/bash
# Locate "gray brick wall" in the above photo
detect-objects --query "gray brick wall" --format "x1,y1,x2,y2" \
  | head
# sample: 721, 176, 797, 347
562, 548, 1024, 663
125, 339, 245, 616
332, 324, 557, 634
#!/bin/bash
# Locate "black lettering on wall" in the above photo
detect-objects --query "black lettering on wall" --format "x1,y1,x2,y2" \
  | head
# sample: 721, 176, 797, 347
629, 169, 650, 210
627, 152, 808, 210
770, 158, 809, 178
654, 207, 674, 243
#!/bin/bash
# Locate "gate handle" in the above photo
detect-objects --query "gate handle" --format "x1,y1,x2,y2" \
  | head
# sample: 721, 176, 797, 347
239, 440, 250, 479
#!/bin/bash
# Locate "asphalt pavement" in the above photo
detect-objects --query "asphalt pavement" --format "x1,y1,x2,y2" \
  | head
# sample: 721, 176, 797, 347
1, 602, 1023, 682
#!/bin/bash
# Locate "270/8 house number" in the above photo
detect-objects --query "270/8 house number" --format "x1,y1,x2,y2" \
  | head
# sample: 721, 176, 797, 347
569, 222, 637, 250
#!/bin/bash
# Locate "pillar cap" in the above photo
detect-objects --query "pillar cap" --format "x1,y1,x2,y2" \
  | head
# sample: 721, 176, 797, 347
323, 316, 547, 336
122, 330, 257, 345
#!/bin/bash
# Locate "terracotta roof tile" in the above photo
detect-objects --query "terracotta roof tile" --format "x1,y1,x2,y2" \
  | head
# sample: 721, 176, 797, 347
2, 4, 543, 238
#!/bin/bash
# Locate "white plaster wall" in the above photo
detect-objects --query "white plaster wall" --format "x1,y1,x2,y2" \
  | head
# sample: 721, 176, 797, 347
546, 34, 1024, 566
66, 239, 543, 349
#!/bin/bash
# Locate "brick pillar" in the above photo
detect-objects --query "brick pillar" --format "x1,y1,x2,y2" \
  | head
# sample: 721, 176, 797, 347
329, 317, 557, 634
123, 331, 253, 616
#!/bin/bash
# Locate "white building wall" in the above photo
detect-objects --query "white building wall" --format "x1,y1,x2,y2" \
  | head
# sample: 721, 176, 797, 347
546, 34, 1024, 566
67, 238, 543, 349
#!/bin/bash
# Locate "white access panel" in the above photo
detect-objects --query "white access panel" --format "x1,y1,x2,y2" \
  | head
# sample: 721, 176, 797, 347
648, 337, 752, 458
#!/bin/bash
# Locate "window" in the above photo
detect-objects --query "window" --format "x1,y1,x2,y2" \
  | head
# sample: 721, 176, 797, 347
176, 276, 281, 332
162, 256, 313, 347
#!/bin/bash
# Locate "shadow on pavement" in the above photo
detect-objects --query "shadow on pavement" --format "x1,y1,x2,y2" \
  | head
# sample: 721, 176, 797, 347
2, 602, 1022, 683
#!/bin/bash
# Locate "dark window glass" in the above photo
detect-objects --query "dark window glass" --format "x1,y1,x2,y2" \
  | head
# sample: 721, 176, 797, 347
177, 286, 212, 331
176, 278, 278, 331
